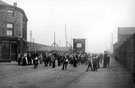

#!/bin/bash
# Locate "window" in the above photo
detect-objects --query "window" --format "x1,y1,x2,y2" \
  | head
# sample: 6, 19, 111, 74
7, 9, 14, 16
7, 23, 13, 28
6, 23, 13, 36
7, 30, 12, 36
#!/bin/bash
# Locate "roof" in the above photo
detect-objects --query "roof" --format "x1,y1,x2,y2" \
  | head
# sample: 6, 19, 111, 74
0, 0, 28, 21
27, 42, 70, 52
0, 0, 11, 6
38, 47, 70, 52
118, 27, 135, 35
27, 42, 49, 51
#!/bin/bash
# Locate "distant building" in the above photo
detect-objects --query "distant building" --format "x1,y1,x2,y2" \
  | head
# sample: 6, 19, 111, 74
118, 27, 135, 46
114, 27, 135, 50
0, 1, 28, 61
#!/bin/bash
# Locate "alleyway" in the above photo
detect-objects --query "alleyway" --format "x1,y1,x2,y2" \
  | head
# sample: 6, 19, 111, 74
0, 58, 133, 88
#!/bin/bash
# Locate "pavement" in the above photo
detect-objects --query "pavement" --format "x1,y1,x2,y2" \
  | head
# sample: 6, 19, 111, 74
0, 58, 134, 88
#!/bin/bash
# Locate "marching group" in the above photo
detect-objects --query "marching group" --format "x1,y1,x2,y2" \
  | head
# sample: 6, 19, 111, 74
17, 51, 86, 69
17, 51, 110, 71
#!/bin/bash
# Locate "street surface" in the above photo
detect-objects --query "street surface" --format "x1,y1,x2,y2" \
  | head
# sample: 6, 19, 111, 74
0, 58, 133, 88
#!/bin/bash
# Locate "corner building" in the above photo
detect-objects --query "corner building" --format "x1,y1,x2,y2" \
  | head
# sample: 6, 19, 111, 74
0, 1, 28, 62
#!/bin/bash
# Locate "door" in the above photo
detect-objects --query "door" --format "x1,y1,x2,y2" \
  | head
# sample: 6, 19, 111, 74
1, 43, 11, 60
1, 42, 17, 61
11, 43, 17, 61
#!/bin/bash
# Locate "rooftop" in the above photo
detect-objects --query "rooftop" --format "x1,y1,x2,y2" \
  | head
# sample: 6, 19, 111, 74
118, 27, 135, 35
27, 42, 70, 52
0, 0, 11, 6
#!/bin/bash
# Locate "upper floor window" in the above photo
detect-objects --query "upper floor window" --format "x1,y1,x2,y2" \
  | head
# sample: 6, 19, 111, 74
7, 23, 13, 28
7, 9, 14, 16
6, 23, 13, 36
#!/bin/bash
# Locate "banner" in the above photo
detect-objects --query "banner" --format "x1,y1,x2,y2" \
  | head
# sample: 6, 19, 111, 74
73, 39, 85, 53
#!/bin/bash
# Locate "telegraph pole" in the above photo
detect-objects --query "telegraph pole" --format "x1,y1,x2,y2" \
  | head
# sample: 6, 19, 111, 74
30, 31, 32, 51
65, 24, 67, 47
30, 31, 32, 42
110, 33, 113, 54
33, 38, 35, 52
52, 32, 58, 47
54, 32, 56, 47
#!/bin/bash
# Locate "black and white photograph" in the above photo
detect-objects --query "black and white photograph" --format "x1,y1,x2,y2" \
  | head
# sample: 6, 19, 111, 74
0, 0, 135, 88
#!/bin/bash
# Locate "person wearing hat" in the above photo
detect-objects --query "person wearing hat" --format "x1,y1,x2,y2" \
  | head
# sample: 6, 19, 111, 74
62, 55, 69, 70
51, 54, 56, 68
92, 55, 98, 71
86, 54, 93, 71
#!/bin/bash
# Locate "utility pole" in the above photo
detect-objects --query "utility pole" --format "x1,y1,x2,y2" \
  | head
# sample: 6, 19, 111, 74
30, 31, 32, 42
59, 40, 61, 47
110, 33, 113, 54
54, 32, 56, 47
65, 24, 67, 47
52, 32, 58, 47
30, 31, 32, 51
33, 38, 35, 52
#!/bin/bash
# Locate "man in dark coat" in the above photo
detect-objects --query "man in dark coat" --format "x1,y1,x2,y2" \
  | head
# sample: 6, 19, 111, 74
86, 55, 93, 71
27, 53, 32, 65
43, 53, 48, 67
62, 55, 68, 70
106, 54, 110, 67
73, 55, 77, 68
103, 51, 110, 68
97, 55, 100, 68
51, 54, 56, 68
17, 53, 21, 65
33, 54, 39, 68
92, 55, 98, 71
57, 54, 61, 66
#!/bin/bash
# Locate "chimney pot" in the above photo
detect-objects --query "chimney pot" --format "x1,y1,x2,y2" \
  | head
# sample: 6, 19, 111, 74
14, 2, 17, 7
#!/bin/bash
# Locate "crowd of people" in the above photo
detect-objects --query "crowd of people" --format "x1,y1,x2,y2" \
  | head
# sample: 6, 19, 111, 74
17, 51, 111, 71
17, 51, 87, 69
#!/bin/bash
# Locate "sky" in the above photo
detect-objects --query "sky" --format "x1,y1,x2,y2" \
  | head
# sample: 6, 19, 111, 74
4, 0, 135, 53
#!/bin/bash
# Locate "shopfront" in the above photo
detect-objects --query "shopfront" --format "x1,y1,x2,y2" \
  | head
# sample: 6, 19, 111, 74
0, 36, 27, 62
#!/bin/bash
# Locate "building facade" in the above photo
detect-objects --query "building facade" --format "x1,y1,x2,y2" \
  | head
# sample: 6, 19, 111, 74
0, 1, 28, 61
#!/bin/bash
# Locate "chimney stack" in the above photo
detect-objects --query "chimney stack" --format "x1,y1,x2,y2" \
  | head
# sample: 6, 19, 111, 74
13, 2, 17, 7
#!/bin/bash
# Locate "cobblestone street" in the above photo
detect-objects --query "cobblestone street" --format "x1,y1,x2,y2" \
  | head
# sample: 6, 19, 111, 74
0, 58, 133, 88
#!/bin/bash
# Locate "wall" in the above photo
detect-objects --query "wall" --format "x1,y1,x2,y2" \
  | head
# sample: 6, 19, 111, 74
114, 34, 135, 75
0, 7, 7, 35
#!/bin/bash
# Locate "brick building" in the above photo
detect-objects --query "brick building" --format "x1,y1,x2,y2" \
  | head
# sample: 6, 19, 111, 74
0, 1, 28, 61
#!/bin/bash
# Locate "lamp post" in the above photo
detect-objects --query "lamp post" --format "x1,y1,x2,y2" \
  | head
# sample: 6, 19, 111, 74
33, 38, 35, 53
18, 35, 21, 54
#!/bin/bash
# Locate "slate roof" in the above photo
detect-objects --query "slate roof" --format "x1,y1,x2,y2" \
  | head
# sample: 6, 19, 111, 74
118, 27, 135, 35
27, 42, 70, 52
0, 0, 11, 6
